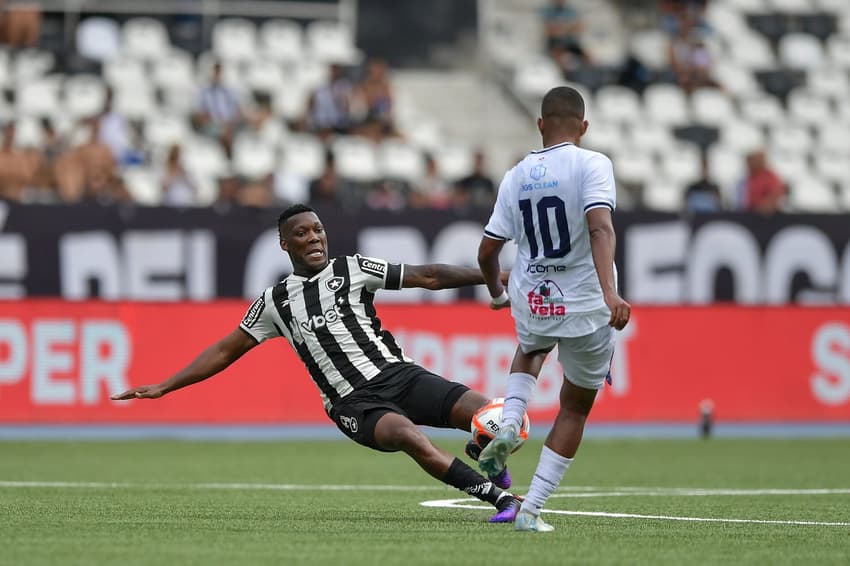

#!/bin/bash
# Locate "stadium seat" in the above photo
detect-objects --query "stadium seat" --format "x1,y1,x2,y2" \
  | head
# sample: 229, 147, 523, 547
642, 179, 683, 212
14, 117, 45, 148
807, 66, 850, 98
143, 114, 190, 149
612, 148, 656, 185
103, 57, 146, 90
245, 60, 286, 94
181, 136, 230, 180
0, 50, 10, 90
212, 18, 258, 63
813, 150, 849, 184
16, 76, 61, 117
643, 83, 690, 126
122, 18, 170, 60
787, 89, 833, 125
705, 3, 749, 41
816, 0, 850, 10
152, 49, 196, 91
816, 123, 850, 153
122, 166, 162, 205
332, 136, 380, 182
378, 139, 426, 183
779, 33, 826, 69
403, 120, 442, 152
719, 121, 765, 153
627, 122, 675, 154
799, 13, 838, 42
160, 85, 197, 117
511, 55, 565, 99
739, 95, 785, 126
661, 144, 702, 186
294, 58, 331, 93
64, 74, 107, 119
838, 181, 850, 211
728, 33, 775, 69
747, 13, 790, 43
305, 20, 362, 64
260, 19, 305, 63
729, 0, 768, 10
433, 142, 474, 182
233, 132, 277, 179
114, 86, 156, 121
754, 69, 806, 100
13, 48, 54, 83
76, 17, 121, 61
196, 52, 244, 91
595, 85, 642, 124
826, 34, 850, 68
691, 88, 736, 126
711, 61, 761, 96
272, 87, 311, 121
769, 123, 814, 153
582, 120, 624, 155
787, 176, 838, 212
281, 134, 326, 179
707, 146, 745, 200
630, 30, 670, 70
768, 148, 810, 181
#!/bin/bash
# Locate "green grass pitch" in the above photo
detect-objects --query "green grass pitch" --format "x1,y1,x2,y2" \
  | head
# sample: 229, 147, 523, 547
2, 438, 849, 566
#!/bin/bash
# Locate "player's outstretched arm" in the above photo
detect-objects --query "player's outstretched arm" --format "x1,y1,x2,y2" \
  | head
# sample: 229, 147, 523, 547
110, 328, 258, 400
587, 207, 631, 330
478, 236, 510, 310
402, 263, 508, 292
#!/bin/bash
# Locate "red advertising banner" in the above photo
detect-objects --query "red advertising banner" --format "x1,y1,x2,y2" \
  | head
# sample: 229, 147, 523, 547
1, 301, 849, 424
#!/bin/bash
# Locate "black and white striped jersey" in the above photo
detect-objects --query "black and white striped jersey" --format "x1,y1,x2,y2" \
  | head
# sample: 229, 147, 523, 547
239, 254, 413, 412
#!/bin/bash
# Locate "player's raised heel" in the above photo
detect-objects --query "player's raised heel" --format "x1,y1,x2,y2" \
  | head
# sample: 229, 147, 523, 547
489, 495, 521, 523
478, 424, 519, 476
514, 510, 555, 532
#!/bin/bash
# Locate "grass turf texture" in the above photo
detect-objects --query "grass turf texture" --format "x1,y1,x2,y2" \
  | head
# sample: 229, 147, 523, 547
2, 438, 849, 566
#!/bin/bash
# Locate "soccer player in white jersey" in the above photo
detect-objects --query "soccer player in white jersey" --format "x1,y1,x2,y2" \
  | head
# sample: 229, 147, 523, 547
476, 86, 631, 532
112, 204, 522, 523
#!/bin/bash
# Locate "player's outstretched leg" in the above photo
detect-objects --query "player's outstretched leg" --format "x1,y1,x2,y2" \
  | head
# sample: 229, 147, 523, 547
477, 423, 520, 476
464, 439, 512, 490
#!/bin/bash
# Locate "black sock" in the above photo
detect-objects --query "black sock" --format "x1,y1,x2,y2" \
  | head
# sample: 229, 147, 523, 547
442, 458, 506, 507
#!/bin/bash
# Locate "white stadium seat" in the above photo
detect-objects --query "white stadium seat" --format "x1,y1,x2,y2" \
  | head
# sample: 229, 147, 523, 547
661, 144, 702, 186
212, 18, 258, 63
739, 95, 785, 126
144, 114, 190, 148
707, 146, 745, 201
114, 86, 156, 121
627, 122, 675, 154
181, 136, 230, 180
433, 142, 474, 182
378, 139, 425, 183
711, 62, 761, 96
245, 60, 286, 94
582, 120, 623, 154
305, 20, 362, 64
260, 19, 305, 63
103, 57, 146, 90
76, 17, 121, 61
232, 133, 277, 179
787, 90, 833, 126
816, 123, 850, 153
787, 176, 838, 213
152, 49, 196, 91
64, 74, 107, 119
768, 0, 812, 10
827, 34, 850, 69
123, 18, 170, 60
272, 87, 311, 121
17, 76, 61, 117
643, 83, 690, 126
768, 149, 810, 182
512, 55, 564, 99
13, 48, 54, 83
14, 117, 45, 148
719, 121, 765, 154
332, 136, 380, 182
839, 181, 850, 212
123, 166, 162, 205
769, 123, 814, 154
642, 179, 683, 212
779, 33, 825, 69
814, 150, 850, 184
595, 85, 642, 124
728, 33, 775, 69
691, 88, 736, 125
612, 149, 656, 185
807, 67, 850, 98
630, 30, 670, 70
282, 134, 326, 179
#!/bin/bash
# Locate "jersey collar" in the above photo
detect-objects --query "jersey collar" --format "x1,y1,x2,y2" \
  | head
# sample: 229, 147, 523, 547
530, 141, 574, 154
289, 258, 336, 282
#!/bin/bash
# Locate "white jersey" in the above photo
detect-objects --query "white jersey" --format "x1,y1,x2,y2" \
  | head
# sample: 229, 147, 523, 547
484, 142, 617, 337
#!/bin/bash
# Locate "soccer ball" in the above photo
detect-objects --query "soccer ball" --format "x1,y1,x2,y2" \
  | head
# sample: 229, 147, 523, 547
470, 397, 530, 452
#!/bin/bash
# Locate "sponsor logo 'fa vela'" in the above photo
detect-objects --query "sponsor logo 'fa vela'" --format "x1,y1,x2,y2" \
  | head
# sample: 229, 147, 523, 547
528, 279, 567, 317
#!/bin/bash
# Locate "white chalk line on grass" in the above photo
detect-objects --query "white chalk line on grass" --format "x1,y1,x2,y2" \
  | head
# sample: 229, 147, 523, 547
419, 499, 850, 527
0, 480, 443, 492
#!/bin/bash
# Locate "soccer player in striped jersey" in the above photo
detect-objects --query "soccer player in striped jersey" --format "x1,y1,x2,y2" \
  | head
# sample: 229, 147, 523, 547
476, 86, 631, 532
112, 204, 520, 523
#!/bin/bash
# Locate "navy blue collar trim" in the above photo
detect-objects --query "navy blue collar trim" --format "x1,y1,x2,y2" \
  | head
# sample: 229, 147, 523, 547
531, 142, 574, 154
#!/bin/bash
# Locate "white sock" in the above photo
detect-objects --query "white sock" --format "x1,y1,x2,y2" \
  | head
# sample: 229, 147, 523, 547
500, 372, 536, 431
520, 445, 572, 517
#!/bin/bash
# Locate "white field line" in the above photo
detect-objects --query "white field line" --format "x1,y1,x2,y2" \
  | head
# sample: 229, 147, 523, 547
419, 500, 850, 527
0, 480, 443, 491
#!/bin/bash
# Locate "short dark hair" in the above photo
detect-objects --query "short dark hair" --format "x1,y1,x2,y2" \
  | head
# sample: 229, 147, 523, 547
541, 86, 585, 122
278, 203, 316, 238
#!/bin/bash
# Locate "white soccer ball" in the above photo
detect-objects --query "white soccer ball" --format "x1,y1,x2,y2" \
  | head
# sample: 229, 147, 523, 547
470, 397, 530, 451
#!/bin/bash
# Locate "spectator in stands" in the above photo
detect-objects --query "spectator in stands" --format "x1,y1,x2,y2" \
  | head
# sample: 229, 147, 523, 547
668, 20, 714, 94
453, 149, 496, 210
193, 61, 244, 154
0, 1, 42, 47
57, 118, 130, 204
365, 180, 406, 211
540, 0, 588, 74
355, 58, 396, 139
684, 155, 722, 213
737, 150, 786, 214
409, 153, 451, 209
237, 174, 276, 208
307, 64, 354, 140
0, 123, 40, 202
309, 150, 359, 209
29, 118, 66, 203
161, 144, 197, 207
99, 88, 143, 167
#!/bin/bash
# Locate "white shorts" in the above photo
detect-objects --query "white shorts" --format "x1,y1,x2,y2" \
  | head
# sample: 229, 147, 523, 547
516, 323, 615, 390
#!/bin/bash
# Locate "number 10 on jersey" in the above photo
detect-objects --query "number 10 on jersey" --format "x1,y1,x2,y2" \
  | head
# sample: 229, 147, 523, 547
519, 196, 571, 259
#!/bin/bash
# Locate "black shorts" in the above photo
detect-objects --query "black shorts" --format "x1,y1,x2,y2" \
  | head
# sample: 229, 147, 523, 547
329, 363, 470, 452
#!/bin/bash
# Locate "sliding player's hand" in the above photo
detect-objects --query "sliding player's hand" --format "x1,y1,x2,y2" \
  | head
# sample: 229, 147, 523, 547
110, 384, 166, 400
604, 293, 631, 330
489, 298, 511, 311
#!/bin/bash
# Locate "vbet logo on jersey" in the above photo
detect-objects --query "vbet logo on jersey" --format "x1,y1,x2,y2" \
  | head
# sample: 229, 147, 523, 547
527, 279, 567, 318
